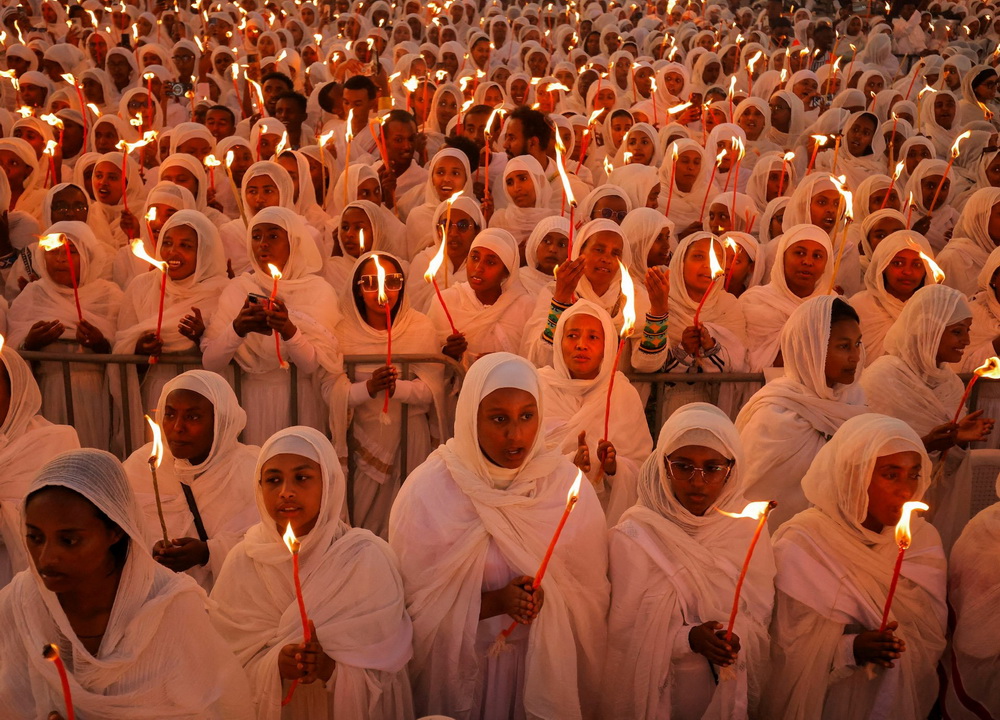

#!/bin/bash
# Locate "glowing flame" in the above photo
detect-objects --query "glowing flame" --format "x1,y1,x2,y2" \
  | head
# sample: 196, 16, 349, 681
708, 239, 725, 279
667, 101, 692, 114
587, 108, 602, 125
731, 135, 745, 161
60, 73, 76, 86
566, 468, 583, 506
373, 253, 388, 305
15, 106, 31, 118
318, 130, 335, 148
747, 50, 763, 73
603, 157, 614, 175
359, 228, 366, 251
951, 130, 972, 157
146, 206, 157, 223
544, 82, 570, 93
116, 130, 157, 154
895, 501, 928, 549
918, 251, 945, 283
345, 109, 354, 143
425, 236, 446, 282
554, 139, 576, 206
974, 356, 1000, 379
728, 75, 737, 97
283, 522, 300, 553
43, 140, 58, 157
225, 150, 236, 168
403, 76, 420, 93
918, 83, 937, 99
145, 414, 163, 469
811, 134, 829, 147
619, 260, 636, 336
893, 160, 905, 179
38, 233, 67, 251
783, 150, 795, 162
86, 103, 101, 117
717, 500, 775, 519
715, 148, 727, 166
484, 107, 504, 135
267, 263, 282, 282
40, 113, 63, 129
131, 238, 167, 271
275, 131, 289, 155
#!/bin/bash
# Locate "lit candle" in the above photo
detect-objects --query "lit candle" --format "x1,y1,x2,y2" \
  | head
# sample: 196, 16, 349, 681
343, 109, 354, 207
130, 237, 168, 363
727, 75, 736, 117
144, 415, 169, 547
665, 144, 679, 217
38, 234, 83, 324
143, 71, 155, 118
317, 130, 335, 197
905, 191, 915, 227
574, 109, 602, 172
827, 176, 853, 292
880, 161, 905, 210
806, 134, 829, 174
423, 232, 459, 335
846, 44, 858, 89
483, 107, 503, 199
951, 357, 1000, 425
831, 135, 842, 175
730, 136, 745, 214
224, 150, 247, 224
229, 64, 244, 118
204, 153, 220, 192
372, 254, 394, 418
878, 501, 930, 631
267, 263, 289, 369
602, 262, 636, 441
699, 149, 728, 222
746, 51, 763, 95
717, 500, 777, 640
280, 523, 311, 706
490, 470, 584, 653
403, 76, 418, 113
42, 644, 74, 720
777, 151, 794, 196
692, 239, 725, 327
60, 73, 88, 140
115, 131, 156, 233
650, 77, 659, 127
928, 130, 972, 218
42, 139, 57, 188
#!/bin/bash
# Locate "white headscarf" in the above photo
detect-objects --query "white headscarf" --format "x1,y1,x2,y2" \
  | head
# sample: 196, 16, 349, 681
488, 154, 556, 243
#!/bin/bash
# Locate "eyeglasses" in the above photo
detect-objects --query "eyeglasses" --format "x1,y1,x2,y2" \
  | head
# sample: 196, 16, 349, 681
51, 202, 89, 213
665, 459, 733, 485
357, 273, 404, 292
438, 218, 475, 233
596, 208, 628, 222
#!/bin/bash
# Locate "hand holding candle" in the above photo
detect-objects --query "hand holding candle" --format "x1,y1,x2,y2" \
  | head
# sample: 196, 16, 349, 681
717, 501, 777, 641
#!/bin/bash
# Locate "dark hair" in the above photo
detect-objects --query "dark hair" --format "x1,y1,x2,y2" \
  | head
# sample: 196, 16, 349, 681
317, 81, 340, 113
205, 104, 235, 124
444, 135, 481, 171
384, 108, 417, 130
274, 90, 307, 113
261, 71, 294, 91
351, 253, 405, 321
972, 68, 998, 89
25, 486, 130, 570
343, 74, 377, 99
830, 297, 860, 326
509, 106, 551, 147
463, 103, 494, 119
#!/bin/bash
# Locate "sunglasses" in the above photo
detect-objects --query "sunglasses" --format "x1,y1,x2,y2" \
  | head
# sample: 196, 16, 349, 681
438, 218, 476, 233
596, 208, 628, 222
358, 273, 404, 292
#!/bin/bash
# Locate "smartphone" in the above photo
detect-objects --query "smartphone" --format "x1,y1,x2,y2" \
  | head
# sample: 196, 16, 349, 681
247, 292, 269, 305
119, 32, 131, 49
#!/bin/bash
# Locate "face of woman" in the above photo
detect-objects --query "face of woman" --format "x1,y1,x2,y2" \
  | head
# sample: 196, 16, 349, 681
682, 239, 719, 297
505, 169, 537, 208
666, 444, 731, 516
702, 61, 721, 85
868, 188, 899, 213
561, 313, 605, 380
355, 177, 382, 205
592, 195, 628, 224
177, 138, 213, 163
162, 388, 214, 464
12, 126, 44, 158
708, 203, 732, 234
863, 451, 921, 532
159, 224, 199, 281
824, 318, 863, 387
882, 248, 926, 301
609, 114, 633, 146
244, 174, 281, 215
50, 186, 89, 222
625, 130, 654, 165
435, 91, 458, 127
905, 143, 933, 173
25, 487, 125, 595
933, 94, 956, 129
260, 453, 324, 537
769, 96, 791, 132
675, 149, 702, 191
160, 165, 200, 199
664, 71, 684, 96
920, 174, 948, 211
93, 161, 124, 205
976, 73, 999, 103
42, 238, 81, 287
765, 169, 789, 201
432, 156, 467, 199
863, 75, 884, 97
510, 79, 528, 105
769, 208, 785, 238
645, 228, 671, 269
704, 108, 725, 134
106, 53, 132, 85
340, 207, 374, 257
476, 387, 539, 469
527, 51, 548, 77
846, 116, 876, 157
866, 217, 905, 252
783, 239, 828, 297
466, 246, 509, 298
936, 318, 971, 364
724, 240, 754, 291
251, 222, 291, 271
737, 105, 765, 140
792, 78, 818, 108
357, 257, 401, 315
809, 189, 841, 234
580, 231, 624, 288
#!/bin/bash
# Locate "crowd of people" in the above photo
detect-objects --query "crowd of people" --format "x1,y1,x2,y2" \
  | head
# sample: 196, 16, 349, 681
1, 0, 1000, 717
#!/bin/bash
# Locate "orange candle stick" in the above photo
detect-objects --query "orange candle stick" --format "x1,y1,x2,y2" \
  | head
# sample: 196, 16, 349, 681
281, 523, 311, 706
699, 149, 728, 222
777, 151, 794, 196
952, 357, 1000, 424
603, 262, 635, 441
268, 264, 289, 369
806, 135, 828, 174
43, 644, 74, 720
927, 131, 971, 218
574, 109, 602, 172
878, 501, 929, 631
490, 470, 584, 653
717, 501, 777, 640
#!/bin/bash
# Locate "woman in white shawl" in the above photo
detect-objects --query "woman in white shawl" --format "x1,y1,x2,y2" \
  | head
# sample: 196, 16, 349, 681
121, 370, 258, 592
113, 210, 230, 448
0, 137, 48, 223
328, 252, 445, 538
741, 223, 834, 371
520, 215, 571, 297
537, 300, 653, 525
851, 230, 940, 364
947, 467, 1000, 717
427, 228, 534, 371
0, 449, 253, 718
488, 154, 556, 246
661, 138, 721, 238
861, 284, 995, 549
0, 345, 79, 588
322, 199, 395, 294
401, 147, 474, 257
763, 413, 946, 720
737, 296, 869, 527
408, 196, 484, 313
936, 187, 1000, 296
388, 352, 609, 720
8, 221, 122, 451
202, 206, 343, 445
918, 89, 959, 160
210, 425, 414, 720
903, 158, 961, 254
827, 112, 886, 192
766, 89, 807, 150
604, 402, 776, 720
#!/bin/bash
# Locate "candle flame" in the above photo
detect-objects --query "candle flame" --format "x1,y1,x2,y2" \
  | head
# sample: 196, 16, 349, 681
783, 151, 796, 162
275, 131, 289, 156
918, 83, 937, 99
554, 138, 576, 206
544, 82, 570, 93
60, 73, 76, 86
38, 233, 66, 251
42, 643, 60, 661
131, 238, 168, 271
893, 160, 905, 179
43, 140, 58, 157
204, 154, 221, 168
619, 260, 636, 336
318, 130, 335, 148
728, 75, 737, 96
373, 253, 388, 304
917, 251, 945, 283
40, 113, 63, 129
974, 356, 1000, 379
811, 134, 829, 147
403, 75, 420, 92
15, 106, 31, 118
717, 500, 776, 519
267, 263, 282, 281
146, 206, 157, 223
708, 239, 725, 279
484, 107, 504, 136
566, 468, 583, 507
587, 108, 602, 125
951, 130, 972, 157
425, 233, 446, 282
225, 150, 236, 168
282, 522, 300, 553
731, 135, 745, 161
116, 130, 157, 154
894, 501, 928, 549
345, 109, 354, 142
145, 414, 163, 469
747, 50, 763, 72
667, 101, 692, 114
603, 156, 614, 175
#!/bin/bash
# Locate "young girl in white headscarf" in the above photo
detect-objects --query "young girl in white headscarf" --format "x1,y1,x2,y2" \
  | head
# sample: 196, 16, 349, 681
519, 215, 571, 296
0, 345, 79, 588
8, 221, 122, 451
0, 449, 253, 718
738, 296, 869, 527
936, 187, 1000, 296
389, 353, 609, 720
851, 230, 940, 364
537, 300, 653, 525
661, 139, 721, 238
604, 402, 776, 720
904, 158, 961, 254
861, 284, 995, 549
202, 207, 343, 445
427, 228, 533, 371
488, 155, 556, 246
114, 209, 230, 448
764, 413, 946, 720
327, 251, 445, 538
211, 426, 414, 720
401, 147, 474, 257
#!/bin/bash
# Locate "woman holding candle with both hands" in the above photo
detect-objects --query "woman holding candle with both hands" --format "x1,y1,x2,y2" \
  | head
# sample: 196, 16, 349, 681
210, 426, 415, 720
